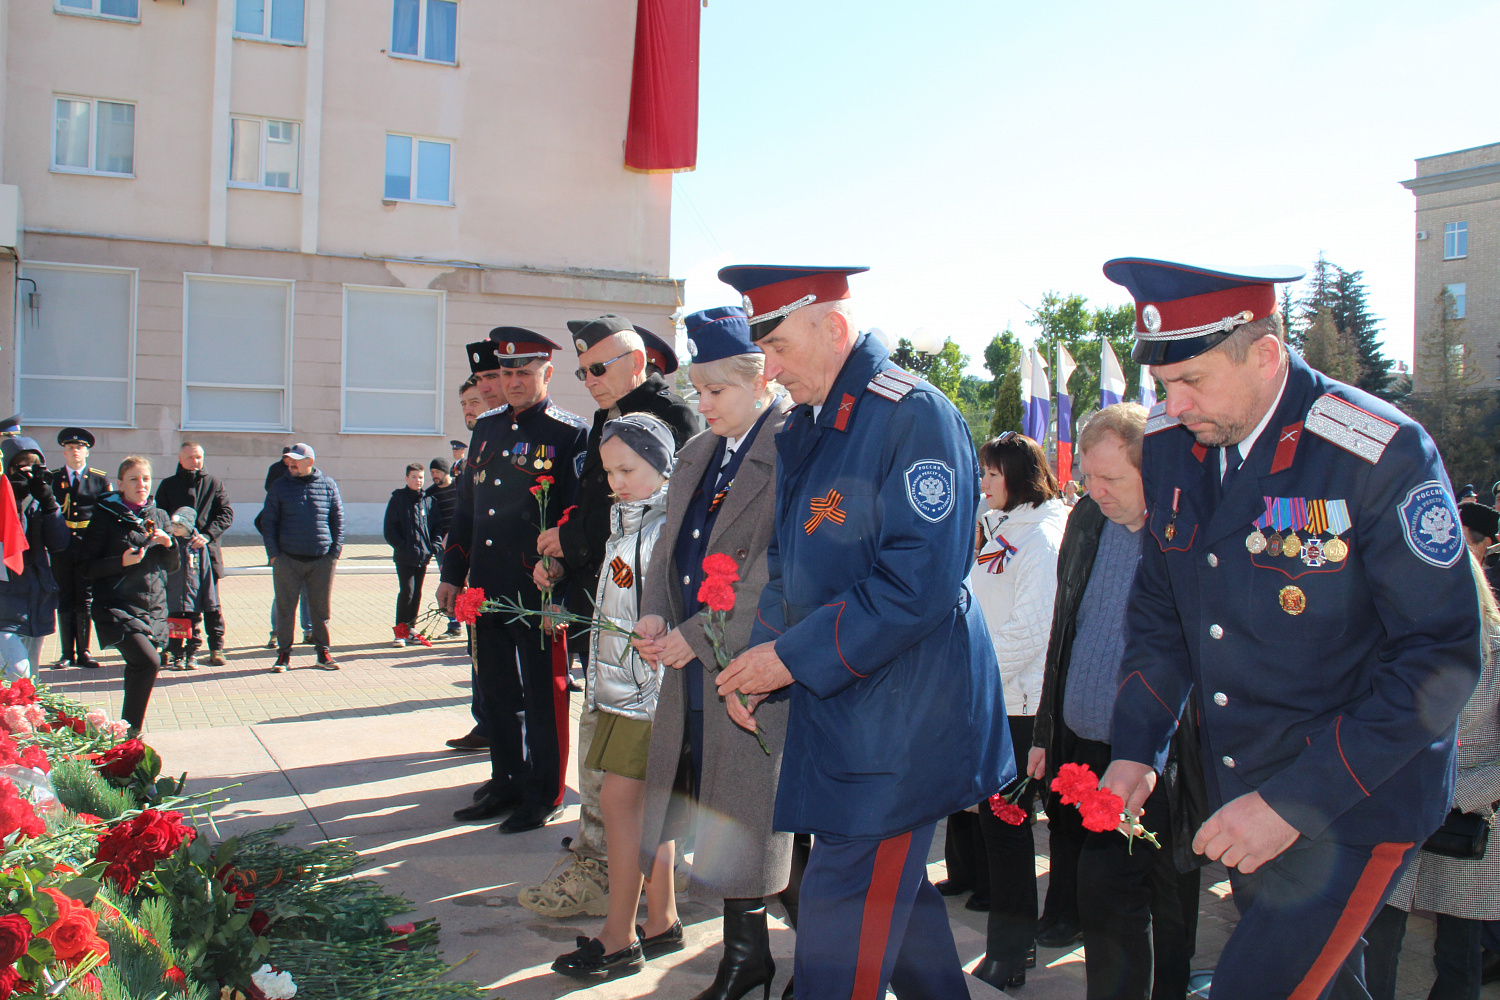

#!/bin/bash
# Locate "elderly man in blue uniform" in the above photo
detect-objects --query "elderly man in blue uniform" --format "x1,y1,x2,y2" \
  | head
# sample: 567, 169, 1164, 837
713, 265, 1012, 999
1098, 259, 1481, 1000
436, 329, 588, 835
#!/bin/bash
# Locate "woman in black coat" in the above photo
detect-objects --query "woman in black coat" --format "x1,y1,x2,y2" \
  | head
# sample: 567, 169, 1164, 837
77, 456, 178, 733
0, 437, 70, 678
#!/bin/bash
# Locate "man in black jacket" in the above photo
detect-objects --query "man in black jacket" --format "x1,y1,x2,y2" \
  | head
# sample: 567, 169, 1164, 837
49, 427, 109, 669
154, 442, 234, 666
1028, 404, 1199, 1000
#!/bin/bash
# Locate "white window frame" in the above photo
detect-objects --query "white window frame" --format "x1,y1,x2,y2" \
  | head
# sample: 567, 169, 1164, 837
1445, 282, 1467, 320
1444, 221, 1468, 261
233, 0, 304, 45
340, 284, 445, 435
51, 95, 136, 177
382, 132, 454, 206
16, 261, 137, 429
228, 115, 302, 192
54, 0, 139, 23
181, 273, 295, 432
390, 0, 459, 65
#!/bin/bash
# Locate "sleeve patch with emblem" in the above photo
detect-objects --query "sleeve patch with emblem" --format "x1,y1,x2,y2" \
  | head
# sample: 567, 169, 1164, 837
1397, 480, 1463, 568
1304, 394, 1398, 464
905, 459, 956, 523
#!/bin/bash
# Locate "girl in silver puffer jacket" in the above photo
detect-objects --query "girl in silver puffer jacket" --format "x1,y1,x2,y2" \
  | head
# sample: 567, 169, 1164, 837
551, 413, 684, 982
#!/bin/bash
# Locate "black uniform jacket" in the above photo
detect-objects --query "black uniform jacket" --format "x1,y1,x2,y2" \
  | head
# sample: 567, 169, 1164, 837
51, 466, 110, 550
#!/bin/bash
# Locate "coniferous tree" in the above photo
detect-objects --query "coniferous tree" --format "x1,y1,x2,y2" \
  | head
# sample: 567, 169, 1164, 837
1404, 289, 1497, 489
985, 329, 1024, 436
1301, 307, 1362, 385
1329, 267, 1394, 397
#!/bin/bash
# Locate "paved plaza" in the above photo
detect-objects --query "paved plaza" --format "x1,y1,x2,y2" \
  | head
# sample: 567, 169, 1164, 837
26, 541, 1472, 998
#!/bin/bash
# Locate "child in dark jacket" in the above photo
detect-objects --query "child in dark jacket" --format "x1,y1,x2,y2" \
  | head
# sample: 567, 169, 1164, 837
383, 464, 442, 646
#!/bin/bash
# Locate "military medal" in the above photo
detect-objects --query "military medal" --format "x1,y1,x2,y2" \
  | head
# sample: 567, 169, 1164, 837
479, 471, 486, 483
1164, 487, 1180, 541
1300, 537, 1325, 567
1266, 496, 1287, 556
1324, 537, 1348, 562
1281, 497, 1305, 558
1324, 499, 1351, 563
1278, 585, 1307, 615
1247, 500, 1272, 553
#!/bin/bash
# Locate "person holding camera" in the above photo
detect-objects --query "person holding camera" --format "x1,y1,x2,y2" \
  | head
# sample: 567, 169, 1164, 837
76, 456, 179, 734
0, 436, 70, 679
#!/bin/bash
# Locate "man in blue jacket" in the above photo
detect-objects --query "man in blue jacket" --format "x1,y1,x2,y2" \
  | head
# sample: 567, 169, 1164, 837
1100, 258, 1481, 1000
716, 265, 1012, 999
261, 443, 344, 672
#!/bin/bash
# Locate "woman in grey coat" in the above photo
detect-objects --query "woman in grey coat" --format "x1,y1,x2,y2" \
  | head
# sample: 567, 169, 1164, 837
1365, 549, 1500, 1000
634, 307, 795, 1000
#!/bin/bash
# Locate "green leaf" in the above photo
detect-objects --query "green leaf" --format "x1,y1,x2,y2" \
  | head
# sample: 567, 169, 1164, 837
57, 876, 100, 902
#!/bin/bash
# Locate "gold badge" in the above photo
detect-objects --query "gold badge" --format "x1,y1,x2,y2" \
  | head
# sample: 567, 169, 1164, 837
534, 459, 544, 469
1324, 537, 1348, 562
1165, 523, 1176, 541
479, 471, 486, 483
1246, 529, 1267, 554
1281, 531, 1301, 558
544, 460, 553, 470
1278, 585, 1306, 616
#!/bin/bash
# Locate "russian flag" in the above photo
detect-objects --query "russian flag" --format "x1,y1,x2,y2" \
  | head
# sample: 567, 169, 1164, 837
1056, 344, 1077, 484
1139, 367, 1157, 409
1101, 339, 1127, 408
1023, 347, 1050, 446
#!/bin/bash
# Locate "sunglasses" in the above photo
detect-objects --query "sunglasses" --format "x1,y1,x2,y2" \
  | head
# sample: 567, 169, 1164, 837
574, 352, 632, 381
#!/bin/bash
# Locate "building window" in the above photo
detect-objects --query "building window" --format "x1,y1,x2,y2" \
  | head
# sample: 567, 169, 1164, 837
391, 0, 457, 63
183, 275, 293, 431
1445, 283, 1467, 320
52, 97, 135, 176
230, 117, 301, 191
343, 286, 443, 434
17, 263, 135, 427
234, 0, 303, 43
383, 134, 452, 204
55, 0, 138, 21
1445, 222, 1468, 260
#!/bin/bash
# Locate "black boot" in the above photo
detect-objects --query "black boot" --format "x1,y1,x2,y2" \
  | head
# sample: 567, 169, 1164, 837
692, 899, 774, 1000
75, 614, 100, 668
53, 615, 76, 667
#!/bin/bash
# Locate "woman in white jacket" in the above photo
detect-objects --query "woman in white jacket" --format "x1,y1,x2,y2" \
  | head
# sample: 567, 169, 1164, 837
966, 432, 1070, 991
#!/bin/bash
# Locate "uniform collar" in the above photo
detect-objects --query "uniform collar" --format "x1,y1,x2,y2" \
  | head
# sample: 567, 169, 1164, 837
807, 333, 887, 433
513, 396, 551, 424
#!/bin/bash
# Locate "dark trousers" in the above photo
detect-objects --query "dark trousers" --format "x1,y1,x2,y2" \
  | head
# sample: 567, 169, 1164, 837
1366, 905, 1483, 1000
467, 626, 485, 732
474, 617, 568, 807
1214, 839, 1413, 1000
269, 584, 311, 634
394, 562, 427, 626
117, 631, 160, 729
52, 552, 94, 661
273, 554, 335, 652
796, 823, 969, 999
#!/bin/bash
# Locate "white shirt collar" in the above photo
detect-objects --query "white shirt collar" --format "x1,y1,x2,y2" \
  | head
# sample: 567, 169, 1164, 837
1223, 364, 1290, 477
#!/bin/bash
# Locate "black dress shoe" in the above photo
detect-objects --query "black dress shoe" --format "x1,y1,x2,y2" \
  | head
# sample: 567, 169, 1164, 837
1035, 916, 1083, 948
499, 802, 563, 834
471, 780, 494, 802
973, 956, 1025, 990
452, 788, 522, 822
965, 894, 991, 912
1483, 950, 1500, 986
636, 920, 684, 959
551, 936, 643, 980
934, 879, 971, 897
76, 654, 101, 669
445, 732, 489, 752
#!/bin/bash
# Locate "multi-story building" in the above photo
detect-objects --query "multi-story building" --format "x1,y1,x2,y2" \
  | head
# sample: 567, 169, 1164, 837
1401, 141, 1499, 391
0, 0, 681, 530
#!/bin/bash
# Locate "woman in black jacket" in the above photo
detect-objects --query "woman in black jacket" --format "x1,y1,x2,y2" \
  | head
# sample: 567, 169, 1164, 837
0, 437, 70, 678
383, 464, 441, 645
77, 456, 179, 733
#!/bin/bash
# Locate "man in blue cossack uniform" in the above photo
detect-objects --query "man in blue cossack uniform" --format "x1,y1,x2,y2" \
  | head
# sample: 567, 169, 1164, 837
437, 329, 588, 835
1099, 259, 1481, 1000
715, 265, 1012, 999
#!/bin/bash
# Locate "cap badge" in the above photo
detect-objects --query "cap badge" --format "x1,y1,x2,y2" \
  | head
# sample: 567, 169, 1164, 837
506, 342, 515, 353
687, 340, 699, 358
742, 295, 754, 315
575, 339, 588, 352
471, 352, 480, 363
1143, 304, 1162, 334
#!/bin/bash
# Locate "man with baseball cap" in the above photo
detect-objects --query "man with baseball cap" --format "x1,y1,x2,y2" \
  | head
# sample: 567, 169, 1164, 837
260, 443, 344, 672
1100, 257, 1480, 999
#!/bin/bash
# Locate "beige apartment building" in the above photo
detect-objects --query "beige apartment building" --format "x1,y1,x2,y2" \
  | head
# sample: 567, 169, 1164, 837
1402, 141, 1499, 391
0, 0, 680, 532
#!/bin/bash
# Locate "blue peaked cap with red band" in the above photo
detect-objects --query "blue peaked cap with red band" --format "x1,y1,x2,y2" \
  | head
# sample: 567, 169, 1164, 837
634, 326, 679, 375
1103, 258, 1304, 366
718, 265, 868, 340
684, 306, 759, 365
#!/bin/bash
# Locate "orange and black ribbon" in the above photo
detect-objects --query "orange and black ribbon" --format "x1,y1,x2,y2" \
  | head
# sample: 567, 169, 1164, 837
804, 489, 847, 534
609, 556, 633, 589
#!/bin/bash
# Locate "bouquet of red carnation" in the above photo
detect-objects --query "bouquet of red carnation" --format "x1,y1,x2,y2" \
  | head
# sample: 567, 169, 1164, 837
697, 555, 770, 755
988, 776, 1032, 825
529, 476, 562, 645
1049, 762, 1160, 850
0, 678, 37, 708
0, 777, 46, 841
453, 586, 488, 626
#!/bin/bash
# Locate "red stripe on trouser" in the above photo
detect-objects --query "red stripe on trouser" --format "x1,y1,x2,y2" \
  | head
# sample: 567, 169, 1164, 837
851, 831, 912, 1000
1288, 841, 1412, 1000
550, 627, 570, 807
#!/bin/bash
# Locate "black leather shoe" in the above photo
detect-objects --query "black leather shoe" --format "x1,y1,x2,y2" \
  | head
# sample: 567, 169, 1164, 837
453, 788, 522, 822
965, 893, 991, 912
1035, 916, 1082, 948
471, 779, 493, 802
636, 920, 684, 960
1484, 950, 1500, 986
551, 936, 643, 980
445, 731, 489, 752
499, 802, 563, 834
934, 879, 971, 897
973, 957, 1025, 990
76, 654, 101, 669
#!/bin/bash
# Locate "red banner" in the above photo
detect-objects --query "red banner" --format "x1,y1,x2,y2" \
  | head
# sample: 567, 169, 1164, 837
0, 478, 27, 577
624, 0, 700, 173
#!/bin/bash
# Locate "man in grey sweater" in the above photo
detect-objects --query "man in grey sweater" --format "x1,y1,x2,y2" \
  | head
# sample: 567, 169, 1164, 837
261, 443, 343, 673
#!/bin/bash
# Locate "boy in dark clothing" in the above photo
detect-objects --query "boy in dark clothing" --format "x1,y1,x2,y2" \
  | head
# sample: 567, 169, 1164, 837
385, 464, 441, 645
425, 458, 462, 636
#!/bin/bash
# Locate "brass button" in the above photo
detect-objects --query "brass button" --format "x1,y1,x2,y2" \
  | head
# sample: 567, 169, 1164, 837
1207, 553, 1218, 568
1221, 756, 1235, 768
1209, 624, 1224, 639
692, 529, 700, 539
1213, 692, 1228, 707
485, 539, 493, 547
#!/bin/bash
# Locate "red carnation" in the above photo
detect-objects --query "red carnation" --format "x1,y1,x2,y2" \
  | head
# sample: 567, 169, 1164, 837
0, 914, 32, 965
992, 800, 1027, 825
701, 553, 740, 583
0, 779, 44, 840
452, 587, 486, 625
697, 578, 736, 613
1078, 787, 1127, 834
393, 623, 410, 640
411, 632, 433, 647
97, 738, 147, 779
20, 745, 48, 774
1050, 762, 1099, 806
528, 484, 543, 496
537, 476, 554, 487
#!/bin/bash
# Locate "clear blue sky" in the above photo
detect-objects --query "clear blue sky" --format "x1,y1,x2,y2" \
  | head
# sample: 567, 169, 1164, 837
669, 0, 1500, 376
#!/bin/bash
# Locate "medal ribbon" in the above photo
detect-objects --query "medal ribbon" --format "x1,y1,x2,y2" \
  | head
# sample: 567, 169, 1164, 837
1326, 499, 1352, 536
1306, 499, 1328, 535
976, 535, 1019, 575
1272, 497, 1291, 532
710, 478, 734, 513
1256, 497, 1274, 530
1290, 497, 1308, 532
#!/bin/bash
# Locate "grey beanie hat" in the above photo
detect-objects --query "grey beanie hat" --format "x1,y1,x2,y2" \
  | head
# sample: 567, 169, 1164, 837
601, 413, 676, 477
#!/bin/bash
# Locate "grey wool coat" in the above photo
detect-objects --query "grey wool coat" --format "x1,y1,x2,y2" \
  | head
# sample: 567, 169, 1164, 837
639, 397, 794, 902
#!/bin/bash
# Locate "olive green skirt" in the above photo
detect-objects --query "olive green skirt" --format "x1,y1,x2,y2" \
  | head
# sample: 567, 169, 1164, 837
584, 710, 654, 780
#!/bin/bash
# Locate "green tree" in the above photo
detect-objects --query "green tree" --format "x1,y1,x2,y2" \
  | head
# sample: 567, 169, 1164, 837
890, 337, 968, 403
1026, 292, 1141, 440
1280, 286, 1302, 348
1295, 253, 1396, 398
1300, 306, 1362, 385
984, 329, 1023, 437
1403, 288, 1497, 489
